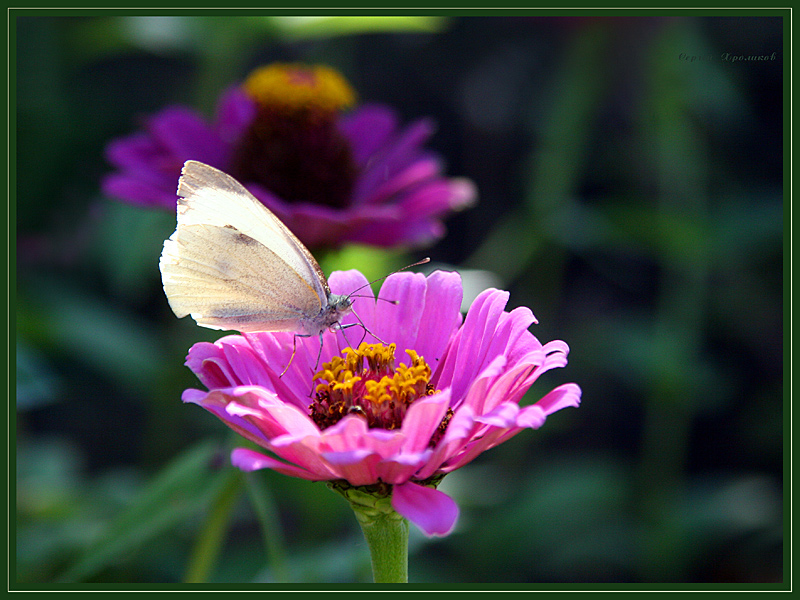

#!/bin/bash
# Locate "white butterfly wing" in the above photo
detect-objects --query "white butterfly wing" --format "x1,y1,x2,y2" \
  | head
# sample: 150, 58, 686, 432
174, 160, 329, 301
159, 161, 328, 332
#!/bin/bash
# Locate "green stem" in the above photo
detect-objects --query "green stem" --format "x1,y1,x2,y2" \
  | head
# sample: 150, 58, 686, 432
328, 482, 409, 583
355, 509, 409, 583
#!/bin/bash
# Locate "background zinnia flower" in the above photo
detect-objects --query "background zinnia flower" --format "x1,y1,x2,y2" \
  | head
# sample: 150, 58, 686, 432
182, 269, 581, 537
102, 63, 476, 249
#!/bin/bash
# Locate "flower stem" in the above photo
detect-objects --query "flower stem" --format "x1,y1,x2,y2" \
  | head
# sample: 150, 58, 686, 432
328, 482, 409, 583
356, 509, 409, 583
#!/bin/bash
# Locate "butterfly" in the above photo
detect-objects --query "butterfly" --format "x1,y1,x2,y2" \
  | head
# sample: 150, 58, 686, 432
159, 160, 427, 373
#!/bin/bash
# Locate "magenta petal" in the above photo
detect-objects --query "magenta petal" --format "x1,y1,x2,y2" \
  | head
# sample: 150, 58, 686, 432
214, 87, 257, 145
351, 117, 435, 205
338, 103, 398, 166
392, 481, 459, 537
147, 107, 227, 166
396, 179, 457, 218
346, 217, 444, 248
101, 174, 177, 207
368, 158, 441, 206
447, 177, 479, 211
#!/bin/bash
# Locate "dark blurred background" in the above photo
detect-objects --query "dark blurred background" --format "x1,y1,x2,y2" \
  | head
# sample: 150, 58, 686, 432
14, 15, 784, 585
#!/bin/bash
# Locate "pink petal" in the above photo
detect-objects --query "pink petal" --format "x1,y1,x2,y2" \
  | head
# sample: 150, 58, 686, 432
414, 404, 478, 480
230, 447, 329, 481
186, 336, 263, 389
320, 449, 381, 486
414, 270, 463, 366
437, 289, 510, 399
373, 272, 427, 356
514, 405, 547, 430
391, 481, 459, 537
447, 385, 583, 466
399, 391, 451, 453
374, 450, 433, 484
266, 434, 340, 479
457, 355, 508, 414
183, 388, 273, 448
318, 414, 372, 452
475, 402, 521, 428
465, 351, 545, 415
439, 425, 512, 473
328, 270, 377, 339
489, 306, 540, 364
240, 332, 316, 410
540, 340, 571, 372
534, 382, 582, 415
226, 393, 320, 439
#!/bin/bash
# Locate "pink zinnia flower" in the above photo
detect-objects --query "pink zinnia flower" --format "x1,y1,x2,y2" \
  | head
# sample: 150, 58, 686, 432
182, 269, 580, 537
102, 63, 476, 249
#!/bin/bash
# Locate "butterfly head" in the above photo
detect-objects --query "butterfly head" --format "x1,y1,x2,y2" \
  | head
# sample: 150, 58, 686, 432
301, 292, 354, 337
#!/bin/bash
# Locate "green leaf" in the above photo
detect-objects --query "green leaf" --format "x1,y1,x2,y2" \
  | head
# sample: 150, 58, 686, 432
183, 469, 243, 583
57, 440, 226, 583
243, 471, 290, 583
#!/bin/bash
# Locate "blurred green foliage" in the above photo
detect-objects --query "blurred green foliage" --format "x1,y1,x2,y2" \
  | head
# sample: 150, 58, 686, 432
14, 14, 784, 585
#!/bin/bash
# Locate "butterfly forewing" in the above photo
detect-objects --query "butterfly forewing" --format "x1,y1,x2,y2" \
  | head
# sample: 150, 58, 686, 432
175, 161, 330, 301
160, 161, 331, 333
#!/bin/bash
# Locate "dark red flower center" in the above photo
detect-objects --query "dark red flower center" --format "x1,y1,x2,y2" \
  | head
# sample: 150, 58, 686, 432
228, 64, 359, 209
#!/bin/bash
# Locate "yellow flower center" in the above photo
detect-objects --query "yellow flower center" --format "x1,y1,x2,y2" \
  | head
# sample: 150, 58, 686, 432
243, 63, 356, 114
310, 343, 452, 441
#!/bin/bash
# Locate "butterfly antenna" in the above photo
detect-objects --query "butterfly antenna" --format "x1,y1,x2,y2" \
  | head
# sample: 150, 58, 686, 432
345, 257, 431, 299
349, 294, 398, 305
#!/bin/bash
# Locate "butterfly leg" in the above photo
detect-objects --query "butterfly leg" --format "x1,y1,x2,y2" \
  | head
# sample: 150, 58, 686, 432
302, 332, 330, 397
314, 332, 325, 372
279, 333, 314, 378
349, 307, 388, 345
278, 335, 300, 378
